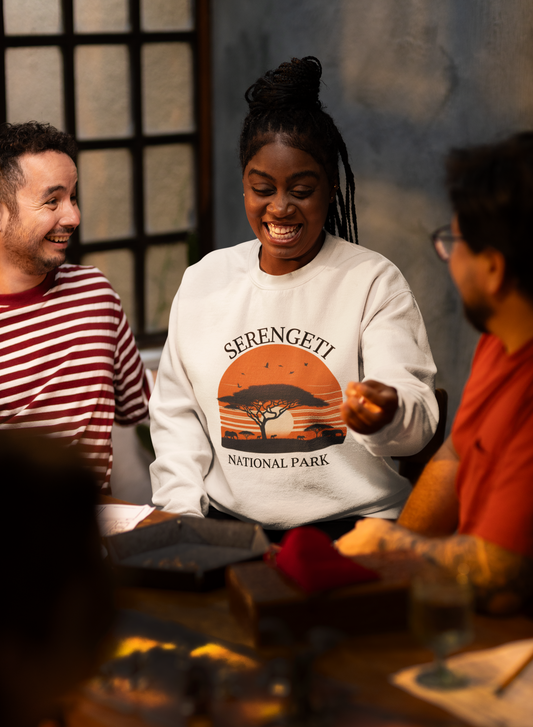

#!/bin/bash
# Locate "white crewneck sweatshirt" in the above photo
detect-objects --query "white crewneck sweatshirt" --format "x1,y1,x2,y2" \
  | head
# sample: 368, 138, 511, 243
150, 234, 438, 528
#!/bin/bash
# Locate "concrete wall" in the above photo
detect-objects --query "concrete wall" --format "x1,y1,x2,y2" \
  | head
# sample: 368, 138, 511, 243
212, 0, 533, 426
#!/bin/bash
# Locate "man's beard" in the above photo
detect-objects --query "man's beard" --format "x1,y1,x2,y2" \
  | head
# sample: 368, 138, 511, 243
462, 299, 493, 334
3, 217, 67, 276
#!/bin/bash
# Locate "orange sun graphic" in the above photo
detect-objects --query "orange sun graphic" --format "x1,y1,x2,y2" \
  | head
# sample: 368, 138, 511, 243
217, 345, 346, 452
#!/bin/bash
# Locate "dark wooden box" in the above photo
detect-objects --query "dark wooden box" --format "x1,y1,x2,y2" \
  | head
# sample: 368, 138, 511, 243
227, 552, 431, 646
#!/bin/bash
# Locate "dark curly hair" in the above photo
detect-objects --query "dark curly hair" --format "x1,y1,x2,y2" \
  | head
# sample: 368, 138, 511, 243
0, 430, 114, 726
239, 56, 358, 244
0, 121, 77, 216
446, 132, 533, 300
0, 431, 114, 649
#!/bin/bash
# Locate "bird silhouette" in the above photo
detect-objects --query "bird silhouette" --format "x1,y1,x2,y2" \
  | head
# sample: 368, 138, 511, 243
264, 363, 269, 368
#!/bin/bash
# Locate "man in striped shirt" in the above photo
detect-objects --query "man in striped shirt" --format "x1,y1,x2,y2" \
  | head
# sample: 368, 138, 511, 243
0, 121, 151, 490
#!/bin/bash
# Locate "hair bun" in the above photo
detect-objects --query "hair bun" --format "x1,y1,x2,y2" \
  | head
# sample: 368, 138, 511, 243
245, 56, 323, 113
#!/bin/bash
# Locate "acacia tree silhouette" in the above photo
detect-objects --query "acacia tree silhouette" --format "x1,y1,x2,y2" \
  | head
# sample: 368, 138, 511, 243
304, 423, 334, 438
219, 384, 328, 440
239, 431, 254, 439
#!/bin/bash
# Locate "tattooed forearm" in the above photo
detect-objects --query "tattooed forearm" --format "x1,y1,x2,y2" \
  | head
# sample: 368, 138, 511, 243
378, 527, 533, 614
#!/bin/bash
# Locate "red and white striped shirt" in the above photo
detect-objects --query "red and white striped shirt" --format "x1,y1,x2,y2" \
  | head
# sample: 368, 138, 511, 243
0, 265, 151, 488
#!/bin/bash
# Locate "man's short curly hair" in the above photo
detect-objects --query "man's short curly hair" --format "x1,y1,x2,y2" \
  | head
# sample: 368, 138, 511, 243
446, 132, 533, 301
0, 121, 77, 216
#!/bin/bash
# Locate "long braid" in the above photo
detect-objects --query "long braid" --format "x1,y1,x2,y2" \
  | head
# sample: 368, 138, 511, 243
337, 132, 358, 244
240, 57, 359, 244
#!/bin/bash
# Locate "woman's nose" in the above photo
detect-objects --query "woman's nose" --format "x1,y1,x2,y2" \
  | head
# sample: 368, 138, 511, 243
268, 193, 294, 216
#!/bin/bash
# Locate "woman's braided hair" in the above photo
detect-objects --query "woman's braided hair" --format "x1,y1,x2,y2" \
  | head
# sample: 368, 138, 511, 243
239, 56, 358, 244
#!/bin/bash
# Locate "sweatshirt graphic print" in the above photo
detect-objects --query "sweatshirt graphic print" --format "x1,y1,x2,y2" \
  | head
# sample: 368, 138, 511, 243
218, 342, 346, 461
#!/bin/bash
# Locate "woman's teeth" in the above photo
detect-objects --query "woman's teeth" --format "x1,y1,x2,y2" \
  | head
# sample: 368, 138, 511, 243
266, 223, 300, 241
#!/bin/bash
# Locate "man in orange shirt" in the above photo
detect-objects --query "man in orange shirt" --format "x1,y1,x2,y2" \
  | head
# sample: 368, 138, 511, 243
338, 133, 533, 614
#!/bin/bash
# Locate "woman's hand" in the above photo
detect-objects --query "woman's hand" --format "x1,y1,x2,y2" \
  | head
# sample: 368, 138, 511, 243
340, 379, 398, 434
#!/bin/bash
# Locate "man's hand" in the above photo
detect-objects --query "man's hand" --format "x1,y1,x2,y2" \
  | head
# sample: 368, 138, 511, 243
340, 380, 398, 434
336, 517, 533, 615
335, 518, 398, 556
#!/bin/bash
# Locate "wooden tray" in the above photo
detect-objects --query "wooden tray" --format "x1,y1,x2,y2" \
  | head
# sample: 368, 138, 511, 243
106, 516, 270, 591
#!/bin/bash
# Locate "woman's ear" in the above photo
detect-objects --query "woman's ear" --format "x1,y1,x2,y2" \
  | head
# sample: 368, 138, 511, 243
330, 175, 339, 204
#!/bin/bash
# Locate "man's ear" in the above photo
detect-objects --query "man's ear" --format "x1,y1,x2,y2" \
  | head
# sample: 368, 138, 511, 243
0, 202, 10, 233
483, 247, 508, 297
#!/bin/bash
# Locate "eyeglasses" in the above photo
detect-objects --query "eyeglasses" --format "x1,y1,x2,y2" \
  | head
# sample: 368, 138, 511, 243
431, 225, 463, 262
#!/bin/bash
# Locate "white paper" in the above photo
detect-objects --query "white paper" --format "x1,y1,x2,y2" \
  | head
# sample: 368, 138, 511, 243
97, 503, 155, 536
391, 638, 533, 727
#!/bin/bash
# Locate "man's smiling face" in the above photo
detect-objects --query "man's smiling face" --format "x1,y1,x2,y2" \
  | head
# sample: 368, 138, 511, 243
0, 150, 80, 280
242, 135, 334, 276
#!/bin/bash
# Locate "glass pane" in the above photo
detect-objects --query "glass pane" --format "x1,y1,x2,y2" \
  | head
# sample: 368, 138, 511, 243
144, 144, 195, 234
74, 0, 129, 33
142, 43, 194, 135
81, 250, 136, 332
146, 243, 188, 332
4, 0, 62, 35
6, 47, 64, 130
78, 149, 133, 242
75, 45, 132, 139
141, 0, 193, 31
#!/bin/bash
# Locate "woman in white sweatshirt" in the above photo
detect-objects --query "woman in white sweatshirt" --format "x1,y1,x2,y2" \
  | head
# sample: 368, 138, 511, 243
149, 56, 438, 541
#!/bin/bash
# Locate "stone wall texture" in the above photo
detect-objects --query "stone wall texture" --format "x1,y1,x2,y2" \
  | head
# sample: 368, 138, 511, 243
212, 0, 533, 424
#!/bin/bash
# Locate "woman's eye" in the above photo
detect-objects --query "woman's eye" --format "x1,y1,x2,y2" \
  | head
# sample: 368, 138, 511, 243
292, 189, 312, 198
252, 187, 273, 195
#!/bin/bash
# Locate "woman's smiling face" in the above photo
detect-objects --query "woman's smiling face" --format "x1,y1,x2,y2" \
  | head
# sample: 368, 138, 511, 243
243, 136, 335, 275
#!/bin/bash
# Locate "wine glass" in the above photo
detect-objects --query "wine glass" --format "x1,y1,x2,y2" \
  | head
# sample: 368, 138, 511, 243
410, 570, 474, 689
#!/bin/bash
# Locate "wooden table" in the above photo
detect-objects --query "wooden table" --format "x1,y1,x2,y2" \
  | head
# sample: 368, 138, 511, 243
69, 499, 533, 726
113, 586, 533, 726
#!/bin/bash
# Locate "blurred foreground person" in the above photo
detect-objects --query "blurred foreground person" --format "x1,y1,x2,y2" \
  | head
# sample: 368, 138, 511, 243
337, 133, 533, 614
0, 431, 114, 727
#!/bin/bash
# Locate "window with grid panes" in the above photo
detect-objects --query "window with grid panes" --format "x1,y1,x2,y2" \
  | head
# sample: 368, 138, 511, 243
0, 0, 212, 348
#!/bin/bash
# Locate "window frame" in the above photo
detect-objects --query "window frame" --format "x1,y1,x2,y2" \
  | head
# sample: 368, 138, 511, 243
0, 0, 212, 348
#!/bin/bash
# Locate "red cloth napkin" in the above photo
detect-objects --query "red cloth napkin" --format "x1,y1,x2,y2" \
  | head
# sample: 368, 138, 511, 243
267, 526, 380, 594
